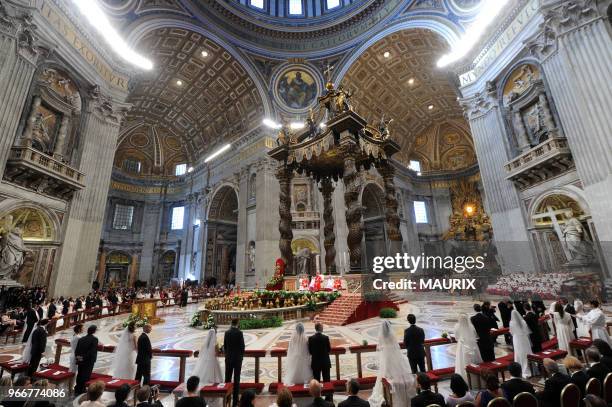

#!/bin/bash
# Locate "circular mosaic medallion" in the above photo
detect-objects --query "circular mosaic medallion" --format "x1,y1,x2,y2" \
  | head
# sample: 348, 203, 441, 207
273, 65, 321, 113
449, 0, 482, 14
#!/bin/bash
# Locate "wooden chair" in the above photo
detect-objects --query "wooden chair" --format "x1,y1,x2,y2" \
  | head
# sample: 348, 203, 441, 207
513, 392, 538, 407
561, 383, 581, 407
487, 397, 511, 407
586, 377, 602, 397
457, 403, 476, 407
603, 372, 612, 403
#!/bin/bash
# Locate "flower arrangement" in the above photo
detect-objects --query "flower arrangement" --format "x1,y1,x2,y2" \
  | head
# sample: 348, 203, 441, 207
441, 332, 449, 339
266, 259, 285, 290
123, 313, 149, 328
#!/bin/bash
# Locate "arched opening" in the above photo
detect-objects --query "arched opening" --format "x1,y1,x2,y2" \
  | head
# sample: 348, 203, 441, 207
205, 185, 238, 286
105, 251, 132, 287
156, 250, 177, 285
0, 206, 58, 287
529, 192, 598, 272
362, 183, 386, 270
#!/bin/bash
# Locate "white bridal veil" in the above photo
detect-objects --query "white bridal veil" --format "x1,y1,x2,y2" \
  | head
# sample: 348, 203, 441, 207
193, 328, 223, 384
283, 323, 312, 385
111, 327, 136, 379
368, 320, 416, 407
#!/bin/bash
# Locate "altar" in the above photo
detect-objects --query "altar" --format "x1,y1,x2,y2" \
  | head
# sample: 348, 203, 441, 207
131, 298, 163, 324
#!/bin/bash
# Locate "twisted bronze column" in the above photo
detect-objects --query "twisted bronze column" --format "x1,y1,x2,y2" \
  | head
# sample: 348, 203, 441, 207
341, 141, 363, 272
319, 177, 336, 273
378, 164, 402, 242
276, 165, 294, 274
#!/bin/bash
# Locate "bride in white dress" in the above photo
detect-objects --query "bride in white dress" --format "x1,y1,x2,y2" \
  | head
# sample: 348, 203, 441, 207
510, 310, 532, 378
110, 323, 137, 379
454, 314, 482, 381
552, 303, 575, 351
574, 299, 589, 338
283, 323, 313, 385
192, 329, 223, 407
69, 324, 84, 372
369, 320, 416, 407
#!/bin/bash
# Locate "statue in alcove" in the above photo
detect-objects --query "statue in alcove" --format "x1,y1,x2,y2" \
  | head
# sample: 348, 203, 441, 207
0, 215, 29, 284
295, 247, 311, 276
562, 210, 593, 265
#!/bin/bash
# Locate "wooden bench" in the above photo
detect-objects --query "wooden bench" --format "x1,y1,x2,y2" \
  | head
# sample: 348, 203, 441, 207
1, 325, 22, 344
85, 377, 140, 393
33, 367, 75, 392
200, 383, 233, 407
268, 381, 336, 398
149, 348, 193, 391
465, 359, 511, 389
569, 338, 593, 362
527, 349, 568, 378
0, 360, 29, 379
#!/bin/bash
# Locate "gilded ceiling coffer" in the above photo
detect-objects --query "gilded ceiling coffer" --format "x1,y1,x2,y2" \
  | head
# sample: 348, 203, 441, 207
269, 81, 402, 273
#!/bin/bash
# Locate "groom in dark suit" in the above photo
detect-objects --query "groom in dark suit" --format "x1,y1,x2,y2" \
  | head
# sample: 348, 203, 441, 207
136, 324, 153, 385
308, 323, 331, 383
403, 314, 426, 373
27, 319, 48, 376
75, 325, 99, 394
471, 304, 496, 362
223, 318, 245, 407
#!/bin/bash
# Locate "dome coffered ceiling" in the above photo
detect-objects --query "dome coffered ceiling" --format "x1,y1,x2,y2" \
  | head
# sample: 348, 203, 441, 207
124, 27, 266, 156
341, 28, 474, 172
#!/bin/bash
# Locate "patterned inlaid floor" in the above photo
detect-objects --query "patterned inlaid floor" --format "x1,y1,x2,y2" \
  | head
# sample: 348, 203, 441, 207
3, 297, 609, 406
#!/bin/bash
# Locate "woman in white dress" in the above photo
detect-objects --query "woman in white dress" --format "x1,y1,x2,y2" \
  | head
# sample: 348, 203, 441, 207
22, 321, 38, 363
574, 299, 589, 338
453, 314, 482, 381
283, 323, 313, 385
509, 310, 532, 377
101, 297, 109, 316
69, 324, 84, 372
110, 322, 137, 379
553, 303, 575, 351
192, 329, 223, 407
368, 320, 416, 407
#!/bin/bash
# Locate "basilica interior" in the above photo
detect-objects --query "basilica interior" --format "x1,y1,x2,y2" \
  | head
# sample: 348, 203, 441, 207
1, 0, 612, 405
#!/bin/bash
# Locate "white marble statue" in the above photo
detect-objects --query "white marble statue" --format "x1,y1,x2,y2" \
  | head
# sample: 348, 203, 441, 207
0, 215, 28, 284
562, 211, 591, 264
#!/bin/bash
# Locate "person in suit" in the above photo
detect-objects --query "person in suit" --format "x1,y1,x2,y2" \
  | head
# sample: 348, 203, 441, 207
593, 339, 612, 370
223, 318, 245, 407
305, 379, 334, 407
135, 324, 153, 385
562, 297, 578, 337
27, 318, 48, 376
501, 362, 535, 402
75, 325, 99, 394
537, 358, 571, 407
35, 304, 43, 320
564, 356, 588, 397
403, 314, 426, 373
523, 303, 543, 352
482, 301, 499, 329
586, 348, 610, 383
338, 379, 369, 407
470, 304, 495, 362
411, 372, 445, 407
498, 299, 513, 345
22, 303, 38, 343
134, 385, 162, 407
308, 323, 332, 383
47, 299, 56, 319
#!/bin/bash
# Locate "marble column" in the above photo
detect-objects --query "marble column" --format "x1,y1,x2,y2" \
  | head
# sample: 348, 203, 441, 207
319, 177, 336, 273
129, 254, 139, 287
235, 169, 249, 288
21, 96, 41, 147
254, 159, 280, 285
378, 164, 402, 256
513, 111, 531, 152
50, 88, 129, 296
53, 115, 69, 160
97, 249, 106, 286
463, 91, 536, 273
276, 164, 294, 275
139, 201, 162, 283
0, 7, 42, 171
527, 0, 612, 246
340, 131, 364, 272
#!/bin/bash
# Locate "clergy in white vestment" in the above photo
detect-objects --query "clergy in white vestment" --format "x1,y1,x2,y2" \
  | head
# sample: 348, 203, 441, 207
578, 300, 611, 345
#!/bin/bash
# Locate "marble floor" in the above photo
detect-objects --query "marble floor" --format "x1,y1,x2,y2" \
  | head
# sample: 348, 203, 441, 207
3, 295, 604, 406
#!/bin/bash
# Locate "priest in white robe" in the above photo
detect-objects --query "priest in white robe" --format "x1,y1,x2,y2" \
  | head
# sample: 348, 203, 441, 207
578, 300, 611, 345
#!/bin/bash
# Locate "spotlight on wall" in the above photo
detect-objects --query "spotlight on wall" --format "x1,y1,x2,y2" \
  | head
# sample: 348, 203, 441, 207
289, 122, 305, 130
205, 143, 231, 163
71, 0, 153, 70
319, 122, 327, 129
383, 51, 391, 58
428, 104, 434, 110
176, 80, 183, 86
187, 166, 194, 173
437, 0, 510, 68
201, 50, 208, 57
263, 118, 282, 129
408, 78, 415, 85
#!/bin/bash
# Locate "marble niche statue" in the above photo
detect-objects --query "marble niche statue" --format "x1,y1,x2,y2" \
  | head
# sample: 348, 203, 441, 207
562, 210, 592, 265
247, 241, 256, 274
0, 215, 29, 285
295, 247, 311, 276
